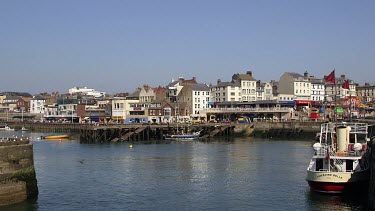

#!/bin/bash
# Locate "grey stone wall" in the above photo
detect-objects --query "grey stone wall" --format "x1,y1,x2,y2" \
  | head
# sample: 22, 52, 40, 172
0, 140, 38, 206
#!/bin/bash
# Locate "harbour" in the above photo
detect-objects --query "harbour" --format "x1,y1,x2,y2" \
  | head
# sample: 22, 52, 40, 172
0, 130, 370, 210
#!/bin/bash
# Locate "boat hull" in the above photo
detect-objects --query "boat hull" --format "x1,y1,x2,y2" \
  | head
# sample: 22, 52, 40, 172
306, 170, 369, 193
164, 134, 200, 140
43, 135, 71, 140
307, 180, 368, 193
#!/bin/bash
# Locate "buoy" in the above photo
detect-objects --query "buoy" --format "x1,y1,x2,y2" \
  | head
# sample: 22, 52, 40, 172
58, 139, 62, 142
129, 144, 133, 148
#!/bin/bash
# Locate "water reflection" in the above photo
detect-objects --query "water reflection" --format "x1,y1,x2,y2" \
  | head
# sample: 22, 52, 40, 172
306, 190, 368, 210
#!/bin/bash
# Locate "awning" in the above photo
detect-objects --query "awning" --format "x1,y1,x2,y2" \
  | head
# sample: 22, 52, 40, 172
295, 100, 312, 105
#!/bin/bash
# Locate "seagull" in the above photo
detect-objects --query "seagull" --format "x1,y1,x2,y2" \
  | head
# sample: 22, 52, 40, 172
79, 159, 85, 164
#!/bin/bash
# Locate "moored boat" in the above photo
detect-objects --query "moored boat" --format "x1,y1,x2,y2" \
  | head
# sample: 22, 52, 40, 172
1, 126, 15, 131
163, 130, 201, 140
42, 135, 71, 140
306, 122, 371, 193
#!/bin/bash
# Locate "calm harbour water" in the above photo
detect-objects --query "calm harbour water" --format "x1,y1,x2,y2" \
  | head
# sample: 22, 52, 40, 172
1, 132, 368, 211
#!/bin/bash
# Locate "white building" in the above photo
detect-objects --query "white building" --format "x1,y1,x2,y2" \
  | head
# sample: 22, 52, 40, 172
278, 72, 311, 101
69, 86, 105, 98
179, 83, 211, 116
325, 74, 356, 102
166, 77, 197, 102
210, 79, 241, 102
232, 71, 257, 102
310, 78, 325, 102
111, 98, 140, 122
256, 81, 274, 101
30, 97, 46, 114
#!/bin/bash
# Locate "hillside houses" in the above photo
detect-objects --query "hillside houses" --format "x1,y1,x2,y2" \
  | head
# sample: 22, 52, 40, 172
1, 69, 374, 123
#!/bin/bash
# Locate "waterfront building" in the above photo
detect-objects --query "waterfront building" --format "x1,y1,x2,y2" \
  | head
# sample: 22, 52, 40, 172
77, 104, 109, 123
356, 82, 375, 104
232, 71, 257, 102
111, 97, 139, 123
256, 81, 274, 101
138, 85, 166, 103
145, 101, 174, 124
57, 103, 77, 122
210, 79, 241, 103
30, 97, 46, 114
277, 93, 295, 101
44, 104, 59, 119
278, 72, 312, 101
166, 77, 197, 102
203, 100, 295, 122
178, 83, 211, 117
309, 78, 325, 102
68, 86, 105, 98
0, 95, 19, 111
324, 74, 355, 102
16, 97, 32, 112
0, 92, 32, 112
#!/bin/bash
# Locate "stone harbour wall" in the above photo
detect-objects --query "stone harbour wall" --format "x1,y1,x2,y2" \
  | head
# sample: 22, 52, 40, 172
0, 140, 38, 206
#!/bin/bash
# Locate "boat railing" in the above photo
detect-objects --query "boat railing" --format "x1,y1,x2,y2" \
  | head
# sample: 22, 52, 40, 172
316, 145, 330, 157
319, 122, 368, 135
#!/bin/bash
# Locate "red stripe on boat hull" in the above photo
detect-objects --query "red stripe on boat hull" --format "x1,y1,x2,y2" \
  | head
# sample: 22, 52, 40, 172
307, 181, 368, 193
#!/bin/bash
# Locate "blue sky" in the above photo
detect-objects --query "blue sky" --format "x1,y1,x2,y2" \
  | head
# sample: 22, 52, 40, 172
1, 0, 374, 94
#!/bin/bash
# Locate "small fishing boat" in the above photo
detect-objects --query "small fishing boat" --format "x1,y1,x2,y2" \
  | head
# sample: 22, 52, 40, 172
1, 126, 15, 131
163, 130, 201, 140
42, 135, 71, 140
21, 127, 29, 131
306, 122, 371, 193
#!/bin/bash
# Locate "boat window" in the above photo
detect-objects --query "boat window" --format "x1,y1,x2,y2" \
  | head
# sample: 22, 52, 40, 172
357, 134, 367, 143
315, 159, 323, 171
349, 134, 355, 144
346, 160, 353, 171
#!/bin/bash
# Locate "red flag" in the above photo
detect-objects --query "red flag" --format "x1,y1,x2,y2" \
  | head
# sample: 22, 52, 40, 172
324, 70, 335, 84
342, 80, 349, 89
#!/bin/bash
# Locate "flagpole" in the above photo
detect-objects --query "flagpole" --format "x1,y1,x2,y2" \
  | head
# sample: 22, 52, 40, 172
349, 84, 352, 122
334, 83, 337, 122
334, 71, 337, 123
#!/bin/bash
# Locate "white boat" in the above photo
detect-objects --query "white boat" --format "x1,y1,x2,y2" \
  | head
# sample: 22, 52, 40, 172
163, 131, 201, 140
21, 127, 29, 131
306, 122, 371, 193
0, 126, 15, 131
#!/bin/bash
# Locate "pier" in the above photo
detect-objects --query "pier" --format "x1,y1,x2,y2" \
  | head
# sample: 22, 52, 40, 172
0, 120, 332, 142
1, 121, 238, 142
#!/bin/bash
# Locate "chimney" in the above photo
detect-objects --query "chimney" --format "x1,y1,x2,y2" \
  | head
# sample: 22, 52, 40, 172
246, 71, 252, 76
341, 74, 346, 79
217, 79, 221, 85
178, 77, 184, 84
304, 71, 308, 77
192, 77, 196, 81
